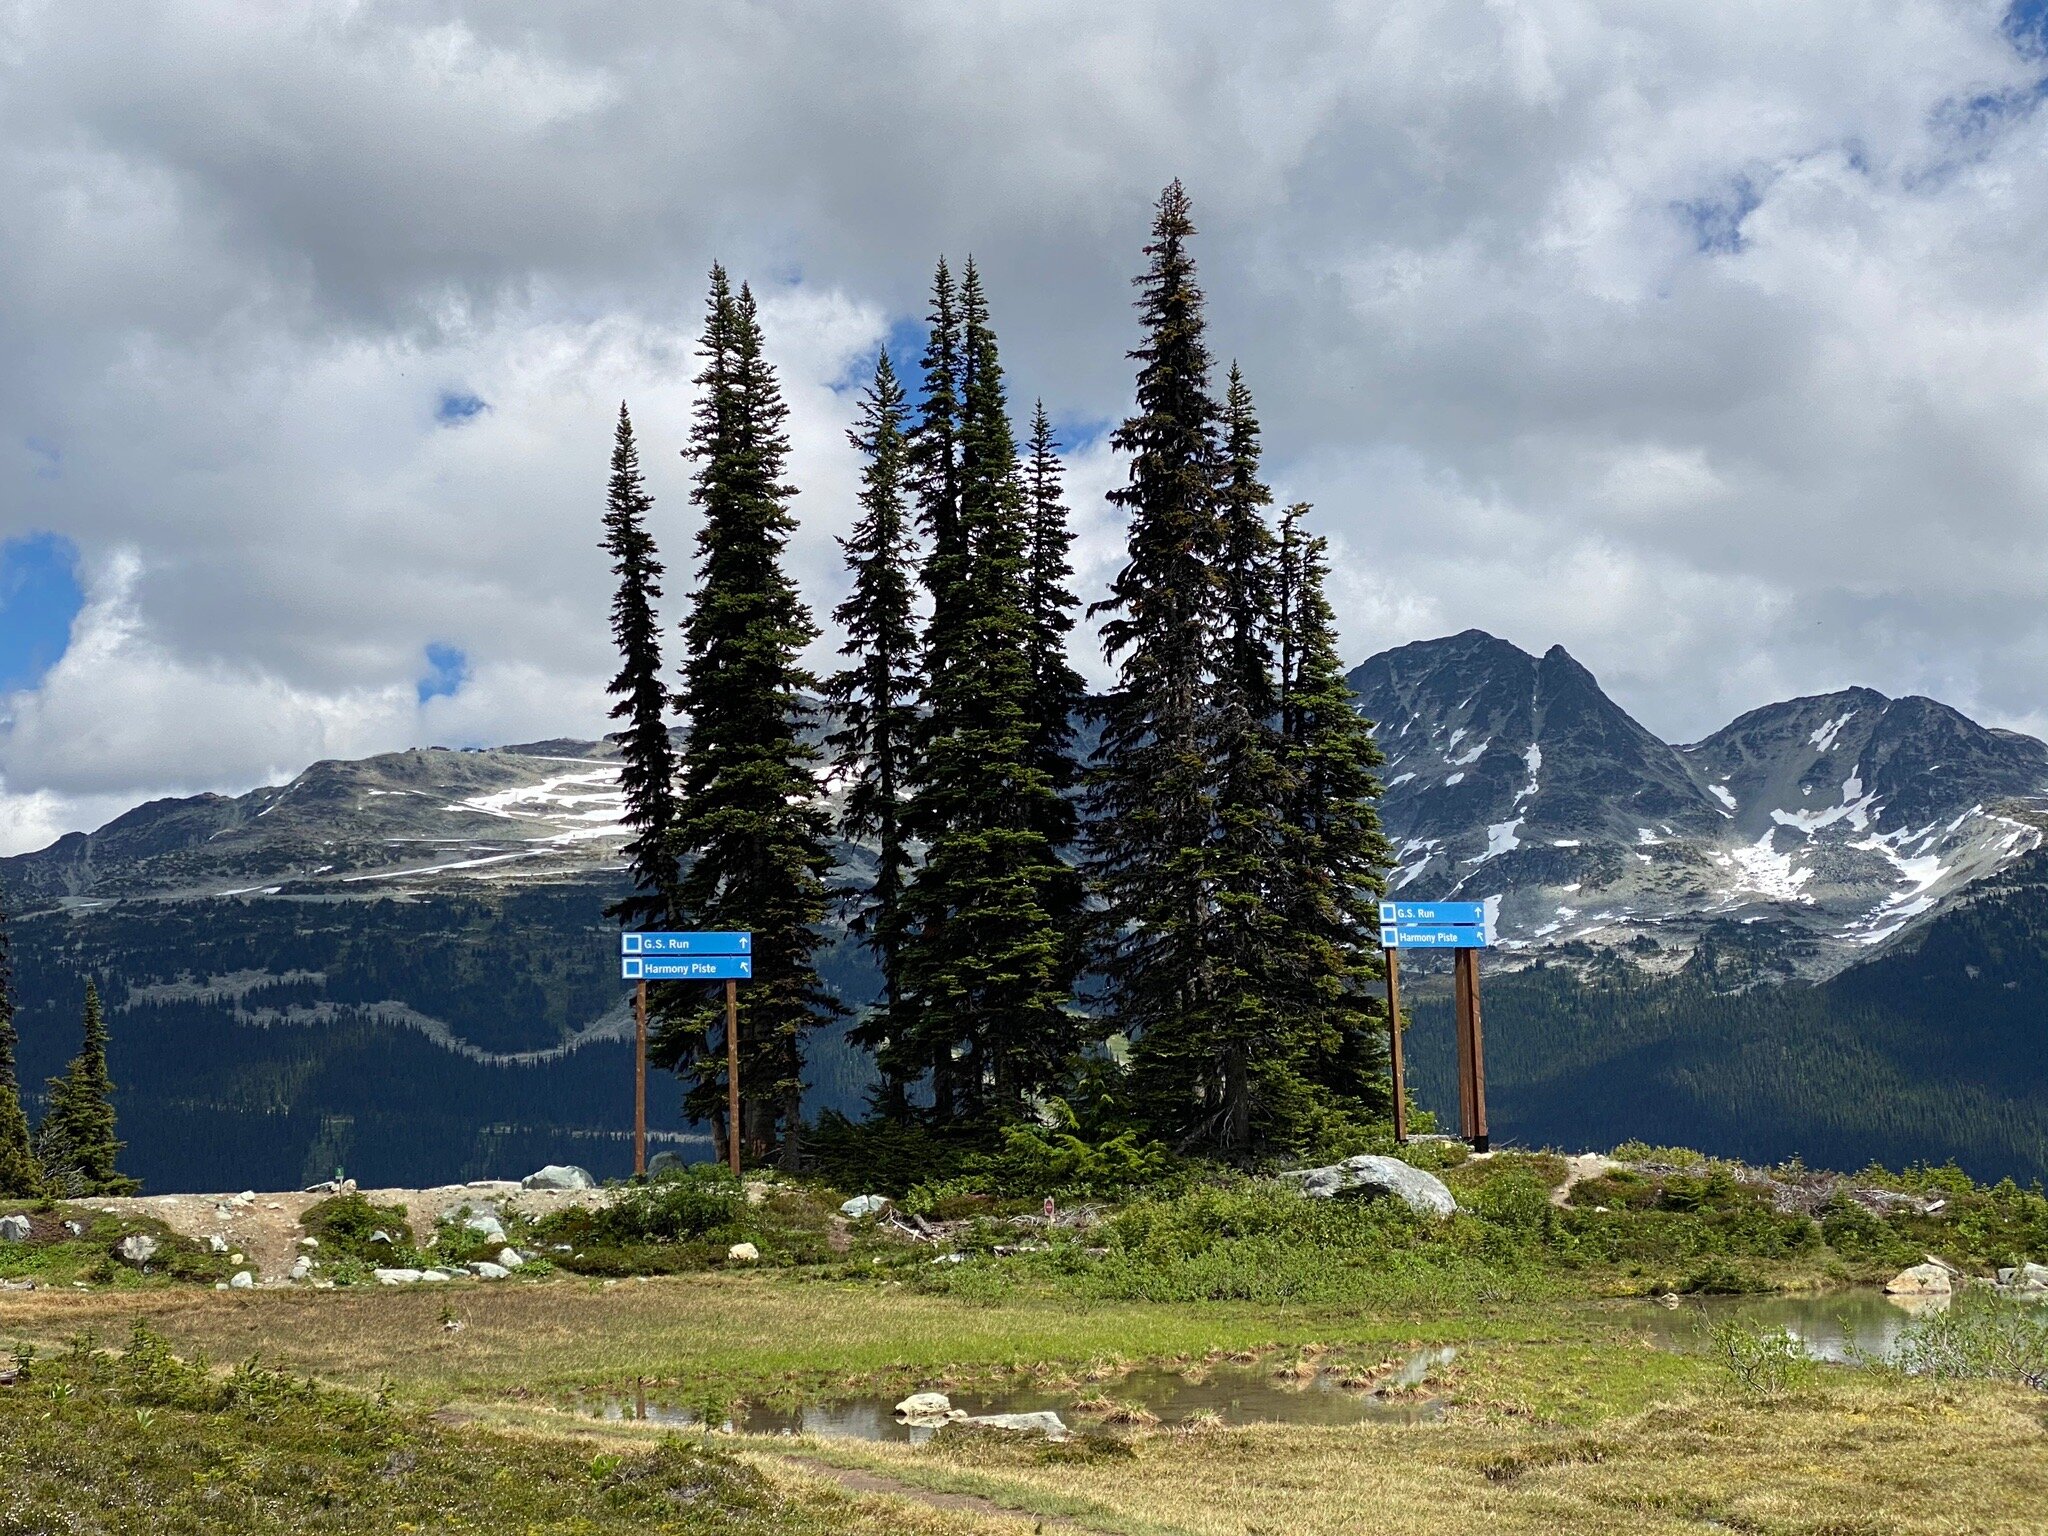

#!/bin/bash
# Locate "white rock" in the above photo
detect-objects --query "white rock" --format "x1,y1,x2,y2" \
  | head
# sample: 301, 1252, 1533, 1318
373, 1268, 424, 1285
298, 1236, 319, 1249
0, 1215, 30, 1243
727, 1242, 760, 1263
469, 1261, 510, 1280
419, 1268, 456, 1282
229, 1270, 255, 1290
1278, 1155, 1458, 1218
463, 1215, 506, 1243
895, 1391, 953, 1423
521, 1164, 595, 1192
288, 1256, 313, 1281
1884, 1262, 1953, 1297
840, 1195, 891, 1220
496, 1247, 524, 1269
114, 1233, 159, 1266
207, 1235, 229, 1254
235, 1191, 256, 1204
369, 1230, 392, 1245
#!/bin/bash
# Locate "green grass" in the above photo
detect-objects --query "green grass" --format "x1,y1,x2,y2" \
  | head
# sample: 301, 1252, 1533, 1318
0, 1203, 231, 1290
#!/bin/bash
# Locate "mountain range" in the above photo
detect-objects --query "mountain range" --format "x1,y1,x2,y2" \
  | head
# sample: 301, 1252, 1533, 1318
5, 630, 2046, 1187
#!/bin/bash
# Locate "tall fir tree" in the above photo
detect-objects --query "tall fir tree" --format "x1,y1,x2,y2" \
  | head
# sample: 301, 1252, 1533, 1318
823, 349, 920, 1115
600, 402, 681, 930
909, 259, 966, 651
1129, 364, 1307, 1158
895, 260, 1082, 1126
658, 267, 837, 1169
1275, 504, 1395, 1123
1021, 402, 1086, 848
0, 899, 41, 1197
37, 979, 134, 1196
1088, 180, 1230, 1132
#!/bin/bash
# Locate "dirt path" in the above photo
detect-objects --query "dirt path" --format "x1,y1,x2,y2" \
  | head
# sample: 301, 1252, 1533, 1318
768, 1452, 1110, 1534
1550, 1152, 1619, 1208
75, 1182, 612, 1282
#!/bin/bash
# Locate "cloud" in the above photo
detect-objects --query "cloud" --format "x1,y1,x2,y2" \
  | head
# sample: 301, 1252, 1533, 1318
5, 2, 2048, 849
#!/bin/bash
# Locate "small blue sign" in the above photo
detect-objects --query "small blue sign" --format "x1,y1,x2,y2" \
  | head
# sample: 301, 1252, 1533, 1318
1380, 925, 1490, 950
1380, 901, 1487, 927
622, 931, 752, 956
623, 955, 754, 981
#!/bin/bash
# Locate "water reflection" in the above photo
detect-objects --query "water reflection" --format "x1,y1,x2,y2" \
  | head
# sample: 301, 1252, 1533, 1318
574, 1349, 1457, 1441
1634, 1289, 1945, 1363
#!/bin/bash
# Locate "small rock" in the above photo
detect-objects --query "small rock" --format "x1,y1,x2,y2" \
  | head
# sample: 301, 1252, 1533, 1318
229, 1270, 255, 1290
1278, 1155, 1458, 1218
1997, 1262, 2048, 1293
298, 1236, 319, 1249
288, 1256, 313, 1281
1884, 1262, 1953, 1297
419, 1268, 455, 1283
229, 1252, 244, 1265
961, 1411, 1069, 1439
373, 1268, 424, 1286
463, 1215, 506, 1243
840, 1195, 891, 1220
114, 1233, 159, 1266
214, 1204, 233, 1220
63, 1220, 83, 1238
727, 1241, 760, 1263
207, 1235, 229, 1254
0, 1215, 29, 1243
521, 1164, 595, 1192
369, 1230, 393, 1245
235, 1191, 256, 1205
496, 1247, 524, 1269
469, 1261, 510, 1280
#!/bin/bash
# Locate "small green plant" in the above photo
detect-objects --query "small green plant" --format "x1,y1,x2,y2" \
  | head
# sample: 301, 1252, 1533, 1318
1889, 1290, 2048, 1385
1707, 1319, 1815, 1400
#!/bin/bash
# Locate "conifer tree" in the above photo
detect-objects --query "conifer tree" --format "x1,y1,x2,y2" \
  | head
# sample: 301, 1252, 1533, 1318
910, 259, 966, 648
895, 260, 1081, 1125
1021, 402, 1086, 849
824, 349, 919, 1114
1275, 505, 1394, 1122
0, 901, 41, 1197
600, 402, 680, 930
1129, 365, 1306, 1157
37, 980, 134, 1196
660, 267, 837, 1168
1088, 180, 1229, 1122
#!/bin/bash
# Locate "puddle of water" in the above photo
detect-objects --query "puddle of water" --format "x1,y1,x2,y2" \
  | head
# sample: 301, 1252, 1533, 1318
572, 1349, 1457, 1441
1634, 1290, 1939, 1364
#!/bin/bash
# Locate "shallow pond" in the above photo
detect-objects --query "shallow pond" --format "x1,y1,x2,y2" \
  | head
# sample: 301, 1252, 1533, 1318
574, 1347, 1458, 1440
1633, 1288, 1946, 1363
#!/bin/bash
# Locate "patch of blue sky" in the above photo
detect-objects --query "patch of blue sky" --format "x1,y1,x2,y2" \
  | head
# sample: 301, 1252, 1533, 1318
832, 317, 929, 397
417, 642, 470, 703
2007, 0, 2048, 57
0, 532, 84, 693
1674, 176, 1763, 256
435, 391, 489, 426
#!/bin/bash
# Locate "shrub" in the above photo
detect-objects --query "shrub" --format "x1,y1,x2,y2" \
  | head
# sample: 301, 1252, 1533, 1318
302, 1193, 416, 1264
1707, 1319, 1815, 1400
1890, 1290, 2048, 1385
586, 1165, 747, 1244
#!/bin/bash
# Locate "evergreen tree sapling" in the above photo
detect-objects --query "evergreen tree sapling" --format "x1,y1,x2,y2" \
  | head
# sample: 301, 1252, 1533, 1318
37, 979, 135, 1196
895, 260, 1083, 1125
660, 267, 838, 1168
600, 402, 681, 930
0, 900, 41, 1196
1276, 505, 1395, 1124
823, 350, 920, 1112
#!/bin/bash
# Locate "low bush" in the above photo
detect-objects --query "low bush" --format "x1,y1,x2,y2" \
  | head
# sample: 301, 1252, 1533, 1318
1889, 1289, 2048, 1385
1707, 1319, 1815, 1400
301, 1192, 418, 1266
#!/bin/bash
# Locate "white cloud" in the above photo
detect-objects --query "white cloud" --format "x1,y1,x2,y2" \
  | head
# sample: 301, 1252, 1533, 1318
6, 1, 2048, 850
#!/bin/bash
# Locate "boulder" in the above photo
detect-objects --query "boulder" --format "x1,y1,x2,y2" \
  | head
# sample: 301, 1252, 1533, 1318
1884, 1262, 1953, 1297
1278, 1155, 1458, 1218
895, 1391, 953, 1424
726, 1241, 761, 1263
464, 1214, 506, 1243
647, 1150, 687, 1178
373, 1268, 424, 1286
522, 1165, 595, 1192
469, 1261, 511, 1280
496, 1247, 525, 1269
0, 1215, 29, 1243
963, 1411, 1069, 1439
207, 1235, 229, 1254
1996, 1262, 2048, 1293
419, 1269, 456, 1283
288, 1256, 313, 1282
840, 1195, 891, 1220
229, 1270, 255, 1290
114, 1233, 159, 1267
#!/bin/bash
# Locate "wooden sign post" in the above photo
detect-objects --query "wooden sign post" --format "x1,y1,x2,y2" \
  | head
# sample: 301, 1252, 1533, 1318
724, 979, 741, 1176
620, 933, 753, 1176
633, 981, 649, 1175
1379, 901, 1491, 1152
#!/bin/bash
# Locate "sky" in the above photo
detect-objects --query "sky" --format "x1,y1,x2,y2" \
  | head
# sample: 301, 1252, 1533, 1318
6, 1, 2048, 855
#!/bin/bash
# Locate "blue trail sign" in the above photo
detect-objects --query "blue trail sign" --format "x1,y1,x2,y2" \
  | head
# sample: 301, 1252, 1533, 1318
623, 954, 754, 981
1378, 925, 1489, 950
1379, 901, 1486, 927
622, 931, 751, 956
